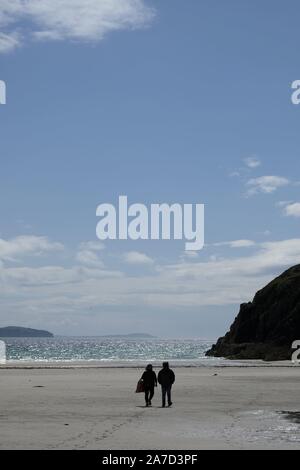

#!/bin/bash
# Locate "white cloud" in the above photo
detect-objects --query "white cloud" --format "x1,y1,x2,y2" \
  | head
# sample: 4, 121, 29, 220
244, 156, 261, 169
283, 202, 300, 218
0, 0, 155, 52
229, 156, 261, 179
0, 32, 20, 52
276, 201, 300, 218
181, 250, 199, 259
229, 171, 241, 178
1, 264, 122, 287
76, 241, 106, 267
0, 235, 63, 262
1, 234, 300, 331
213, 239, 256, 248
76, 250, 104, 268
230, 239, 255, 248
0, 1, 22, 25
79, 241, 105, 251
276, 200, 293, 208
123, 251, 154, 265
151, 239, 300, 306
246, 175, 290, 196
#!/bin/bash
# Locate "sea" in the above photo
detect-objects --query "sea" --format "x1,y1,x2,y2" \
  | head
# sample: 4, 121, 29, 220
1, 337, 222, 365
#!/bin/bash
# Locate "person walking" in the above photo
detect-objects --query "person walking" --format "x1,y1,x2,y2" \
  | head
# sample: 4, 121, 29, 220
140, 364, 157, 407
158, 362, 175, 408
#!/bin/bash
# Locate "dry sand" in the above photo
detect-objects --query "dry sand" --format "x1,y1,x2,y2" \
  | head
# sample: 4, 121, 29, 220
0, 364, 299, 450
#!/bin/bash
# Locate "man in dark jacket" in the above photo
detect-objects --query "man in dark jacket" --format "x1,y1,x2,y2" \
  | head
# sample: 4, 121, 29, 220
157, 362, 175, 408
141, 364, 157, 407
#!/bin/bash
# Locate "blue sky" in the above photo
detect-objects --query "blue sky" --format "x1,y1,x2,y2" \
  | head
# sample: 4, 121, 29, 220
0, 0, 300, 337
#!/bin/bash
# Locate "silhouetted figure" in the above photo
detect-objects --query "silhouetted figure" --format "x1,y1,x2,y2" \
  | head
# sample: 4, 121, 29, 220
141, 364, 157, 407
158, 362, 175, 407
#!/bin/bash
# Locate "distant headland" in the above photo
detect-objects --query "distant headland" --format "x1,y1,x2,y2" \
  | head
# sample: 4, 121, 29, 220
0, 328, 155, 339
0, 326, 54, 338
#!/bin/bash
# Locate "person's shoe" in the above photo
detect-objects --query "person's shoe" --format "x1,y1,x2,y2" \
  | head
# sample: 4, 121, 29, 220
146, 403, 149, 407
148, 401, 152, 406
162, 404, 165, 408
168, 402, 173, 407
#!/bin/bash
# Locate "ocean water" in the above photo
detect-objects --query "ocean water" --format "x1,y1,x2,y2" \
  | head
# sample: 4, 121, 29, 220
2, 337, 218, 364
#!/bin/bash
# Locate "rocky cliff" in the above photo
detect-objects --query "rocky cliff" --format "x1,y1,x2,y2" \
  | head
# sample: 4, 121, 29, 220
206, 265, 300, 361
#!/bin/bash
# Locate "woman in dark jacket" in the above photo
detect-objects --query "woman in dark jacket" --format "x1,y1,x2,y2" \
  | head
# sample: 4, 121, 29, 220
141, 364, 157, 407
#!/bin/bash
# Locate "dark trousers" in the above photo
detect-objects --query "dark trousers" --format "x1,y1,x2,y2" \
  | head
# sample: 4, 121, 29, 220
145, 386, 154, 404
161, 385, 172, 406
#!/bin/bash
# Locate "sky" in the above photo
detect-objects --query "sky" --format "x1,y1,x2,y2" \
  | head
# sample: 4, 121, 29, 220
0, 0, 300, 337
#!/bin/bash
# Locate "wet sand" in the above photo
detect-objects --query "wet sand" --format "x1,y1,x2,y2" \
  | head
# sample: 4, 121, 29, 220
0, 365, 299, 449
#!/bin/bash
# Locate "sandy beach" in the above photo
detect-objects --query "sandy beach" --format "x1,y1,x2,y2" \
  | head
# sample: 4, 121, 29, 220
0, 364, 299, 450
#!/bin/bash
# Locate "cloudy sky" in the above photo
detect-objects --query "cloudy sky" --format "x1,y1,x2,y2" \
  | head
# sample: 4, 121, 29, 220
0, 0, 300, 337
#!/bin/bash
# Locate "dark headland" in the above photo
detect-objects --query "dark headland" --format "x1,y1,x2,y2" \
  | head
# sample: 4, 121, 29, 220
206, 265, 300, 361
0, 326, 53, 338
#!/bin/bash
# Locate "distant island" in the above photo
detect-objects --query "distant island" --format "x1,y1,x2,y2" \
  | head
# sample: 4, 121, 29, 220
206, 265, 300, 361
0, 328, 155, 339
0, 326, 53, 338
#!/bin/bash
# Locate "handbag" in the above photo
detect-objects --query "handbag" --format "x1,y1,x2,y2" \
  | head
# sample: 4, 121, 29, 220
135, 380, 145, 393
